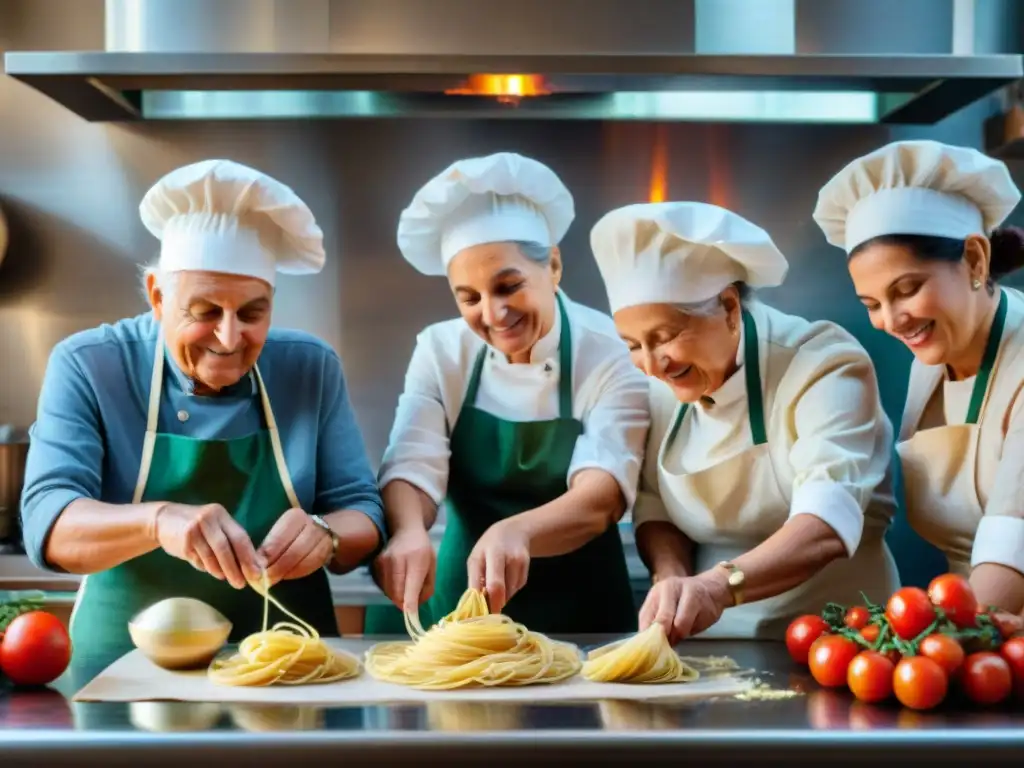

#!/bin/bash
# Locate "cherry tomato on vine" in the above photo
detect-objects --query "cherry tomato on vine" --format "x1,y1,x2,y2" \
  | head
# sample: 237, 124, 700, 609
886, 587, 936, 640
786, 615, 830, 664
926, 574, 978, 629
893, 656, 947, 711
860, 624, 880, 643
847, 650, 894, 703
918, 633, 965, 676
999, 637, 1024, 697
960, 652, 1012, 705
808, 635, 860, 688
844, 606, 871, 630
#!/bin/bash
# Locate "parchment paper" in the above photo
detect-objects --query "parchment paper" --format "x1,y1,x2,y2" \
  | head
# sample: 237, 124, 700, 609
74, 638, 753, 705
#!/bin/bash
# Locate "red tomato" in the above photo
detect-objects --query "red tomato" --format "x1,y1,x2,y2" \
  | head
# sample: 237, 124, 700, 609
786, 615, 830, 664
960, 652, 1012, 705
808, 635, 860, 688
847, 650, 894, 703
886, 587, 936, 640
844, 606, 871, 630
893, 656, 947, 711
0, 611, 71, 687
927, 574, 978, 629
999, 637, 1024, 697
860, 624, 880, 643
918, 633, 965, 676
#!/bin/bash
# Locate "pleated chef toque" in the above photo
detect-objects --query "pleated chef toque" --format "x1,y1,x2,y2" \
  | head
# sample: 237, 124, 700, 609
590, 201, 789, 313
139, 159, 326, 286
397, 152, 575, 276
813, 139, 1021, 254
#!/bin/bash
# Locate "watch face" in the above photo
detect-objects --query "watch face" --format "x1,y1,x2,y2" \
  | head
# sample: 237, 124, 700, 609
728, 572, 744, 587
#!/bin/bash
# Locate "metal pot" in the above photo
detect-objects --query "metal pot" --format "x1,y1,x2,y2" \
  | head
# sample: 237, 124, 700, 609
0, 431, 29, 542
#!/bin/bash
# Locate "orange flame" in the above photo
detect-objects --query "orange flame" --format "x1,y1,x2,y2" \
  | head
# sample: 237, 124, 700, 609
445, 74, 550, 104
648, 124, 669, 203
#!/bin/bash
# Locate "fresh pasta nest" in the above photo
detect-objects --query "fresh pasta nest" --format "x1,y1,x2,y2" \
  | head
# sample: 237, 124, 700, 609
364, 589, 583, 690
208, 572, 360, 687
581, 623, 700, 684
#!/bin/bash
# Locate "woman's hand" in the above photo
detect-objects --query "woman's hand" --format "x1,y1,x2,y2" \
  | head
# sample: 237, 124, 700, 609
257, 508, 334, 586
638, 570, 734, 644
153, 502, 263, 589
467, 519, 531, 614
372, 526, 436, 612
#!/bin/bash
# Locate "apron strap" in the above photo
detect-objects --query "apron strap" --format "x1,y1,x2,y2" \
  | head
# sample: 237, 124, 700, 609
663, 306, 767, 452
555, 292, 573, 419
964, 287, 1008, 425
463, 291, 575, 419
132, 325, 300, 509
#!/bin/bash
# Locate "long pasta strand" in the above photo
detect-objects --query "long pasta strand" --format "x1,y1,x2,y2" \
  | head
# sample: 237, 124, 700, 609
208, 571, 361, 687
364, 589, 583, 690
581, 624, 700, 684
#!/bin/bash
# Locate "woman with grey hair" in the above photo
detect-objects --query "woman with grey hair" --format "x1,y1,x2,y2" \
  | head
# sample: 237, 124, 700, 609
364, 152, 650, 635
590, 201, 900, 641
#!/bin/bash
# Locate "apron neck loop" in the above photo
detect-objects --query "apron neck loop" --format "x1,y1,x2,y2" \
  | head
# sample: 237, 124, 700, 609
664, 306, 767, 450
964, 287, 1008, 425
464, 291, 574, 419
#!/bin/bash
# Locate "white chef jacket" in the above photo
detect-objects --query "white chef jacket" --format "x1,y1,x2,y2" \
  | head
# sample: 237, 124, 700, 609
378, 291, 651, 509
633, 300, 896, 556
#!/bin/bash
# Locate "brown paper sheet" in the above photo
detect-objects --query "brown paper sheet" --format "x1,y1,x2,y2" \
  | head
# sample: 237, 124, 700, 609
74, 638, 753, 705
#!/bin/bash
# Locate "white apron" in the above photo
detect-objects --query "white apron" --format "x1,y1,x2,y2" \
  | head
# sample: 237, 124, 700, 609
657, 308, 899, 639
896, 288, 1011, 576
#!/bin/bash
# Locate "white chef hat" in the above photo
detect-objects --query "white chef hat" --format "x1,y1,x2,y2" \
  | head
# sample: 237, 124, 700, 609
813, 139, 1021, 254
139, 159, 326, 287
396, 152, 574, 276
590, 201, 789, 313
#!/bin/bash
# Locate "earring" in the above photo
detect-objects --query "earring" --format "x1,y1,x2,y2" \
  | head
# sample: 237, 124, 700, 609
972, 279, 982, 290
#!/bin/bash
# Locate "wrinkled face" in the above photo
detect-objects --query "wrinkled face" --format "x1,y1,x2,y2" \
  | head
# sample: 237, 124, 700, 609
447, 242, 562, 363
148, 270, 273, 394
847, 238, 988, 369
613, 292, 741, 403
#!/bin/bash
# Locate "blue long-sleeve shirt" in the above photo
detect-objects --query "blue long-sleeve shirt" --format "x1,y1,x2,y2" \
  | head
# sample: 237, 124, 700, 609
20, 311, 386, 571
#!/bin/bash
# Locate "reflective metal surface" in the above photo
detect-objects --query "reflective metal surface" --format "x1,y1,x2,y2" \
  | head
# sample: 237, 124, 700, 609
4, 50, 1021, 123
1, 640, 1022, 766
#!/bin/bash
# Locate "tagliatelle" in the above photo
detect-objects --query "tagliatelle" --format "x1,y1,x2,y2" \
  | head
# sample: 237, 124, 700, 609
364, 588, 583, 690
207, 571, 360, 687
581, 624, 700, 684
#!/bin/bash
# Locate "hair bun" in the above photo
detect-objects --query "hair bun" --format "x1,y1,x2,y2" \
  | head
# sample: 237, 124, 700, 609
989, 226, 1024, 280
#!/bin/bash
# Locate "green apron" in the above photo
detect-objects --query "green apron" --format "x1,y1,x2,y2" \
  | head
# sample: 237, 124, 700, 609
67, 335, 336, 676
365, 293, 636, 636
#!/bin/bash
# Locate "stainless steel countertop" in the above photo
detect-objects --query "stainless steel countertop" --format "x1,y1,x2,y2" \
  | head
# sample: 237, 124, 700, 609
1, 639, 1022, 766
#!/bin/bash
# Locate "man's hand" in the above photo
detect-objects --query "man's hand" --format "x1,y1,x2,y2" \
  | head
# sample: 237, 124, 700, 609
373, 527, 436, 612
467, 519, 531, 614
153, 502, 262, 589
257, 508, 334, 586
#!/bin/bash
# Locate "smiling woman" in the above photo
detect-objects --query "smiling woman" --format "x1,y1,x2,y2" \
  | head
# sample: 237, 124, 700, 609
589, 201, 900, 642
364, 152, 650, 637
815, 139, 1024, 614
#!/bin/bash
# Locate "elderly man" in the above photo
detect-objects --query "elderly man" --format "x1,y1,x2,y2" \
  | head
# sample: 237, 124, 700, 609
20, 159, 384, 667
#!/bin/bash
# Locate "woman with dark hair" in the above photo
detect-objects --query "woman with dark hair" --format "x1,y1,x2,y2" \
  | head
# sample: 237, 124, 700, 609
815, 139, 1024, 614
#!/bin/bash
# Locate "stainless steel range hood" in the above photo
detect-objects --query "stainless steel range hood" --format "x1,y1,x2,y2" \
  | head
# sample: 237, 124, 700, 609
4, 0, 1022, 124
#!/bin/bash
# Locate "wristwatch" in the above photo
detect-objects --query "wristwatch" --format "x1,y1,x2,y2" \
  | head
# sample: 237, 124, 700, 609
716, 561, 745, 606
310, 514, 340, 564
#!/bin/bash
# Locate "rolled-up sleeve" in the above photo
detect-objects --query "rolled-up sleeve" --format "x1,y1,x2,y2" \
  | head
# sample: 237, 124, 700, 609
972, 416, 1024, 574
377, 331, 451, 505
315, 351, 386, 540
568, 352, 650, 511
786, 344, 893, 558
20, 342, 104, 571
